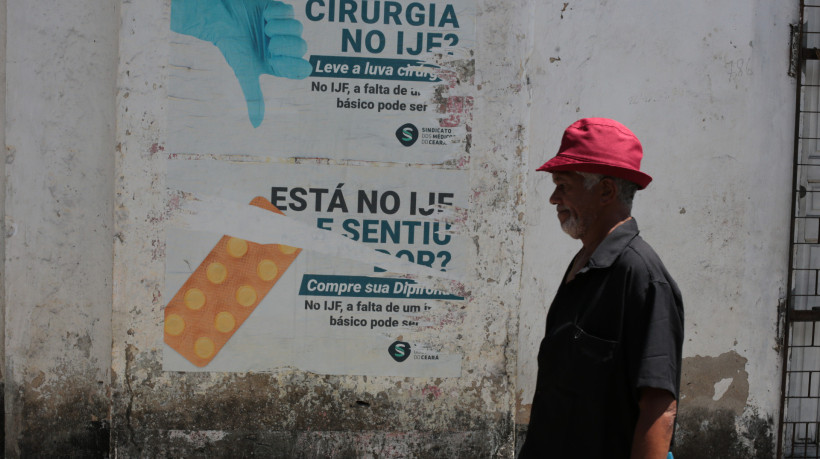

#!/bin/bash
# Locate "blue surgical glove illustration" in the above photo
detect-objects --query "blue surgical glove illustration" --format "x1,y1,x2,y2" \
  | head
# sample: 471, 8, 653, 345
171, 0, 313, 127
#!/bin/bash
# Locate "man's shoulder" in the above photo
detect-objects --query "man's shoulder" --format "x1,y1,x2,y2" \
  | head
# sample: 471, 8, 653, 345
613, 235, 684, 314
616, 235, 676, 284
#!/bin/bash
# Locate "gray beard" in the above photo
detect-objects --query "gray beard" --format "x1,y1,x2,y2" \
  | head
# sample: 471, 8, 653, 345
561, 215, 585, 239
561, 212, 596, 240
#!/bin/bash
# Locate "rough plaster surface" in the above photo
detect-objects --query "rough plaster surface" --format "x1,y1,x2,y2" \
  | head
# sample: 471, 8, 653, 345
674, 352, 774, 457
518, 0, 796, 444
0, 0, 6, 367
0, 0, 6, 450
516, 1, 798, 456
682, 352, 750, 414
675, 407, 774, 459
111, 0, 530, 456
0, 0, 803, 456
3, 0, 118, 455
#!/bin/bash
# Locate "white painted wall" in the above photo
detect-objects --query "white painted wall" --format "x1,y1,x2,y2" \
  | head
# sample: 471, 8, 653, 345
109, 0, 529, 455
3, 0, 118, 453
0, 0, 801, 455
0, 0, 7, 393
519, 0, 797, 431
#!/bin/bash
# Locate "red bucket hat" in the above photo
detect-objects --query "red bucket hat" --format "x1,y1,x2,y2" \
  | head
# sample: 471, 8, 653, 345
536, 118, 652, 189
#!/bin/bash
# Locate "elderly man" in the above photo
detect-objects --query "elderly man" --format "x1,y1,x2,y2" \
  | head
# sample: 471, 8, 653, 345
519, 118, 684, 458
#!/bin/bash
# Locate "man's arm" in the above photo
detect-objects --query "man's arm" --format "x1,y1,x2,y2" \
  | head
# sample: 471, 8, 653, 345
631, 387, 676, 459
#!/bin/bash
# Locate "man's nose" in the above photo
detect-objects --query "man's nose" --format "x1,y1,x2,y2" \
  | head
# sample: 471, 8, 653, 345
549, 188, 560, 205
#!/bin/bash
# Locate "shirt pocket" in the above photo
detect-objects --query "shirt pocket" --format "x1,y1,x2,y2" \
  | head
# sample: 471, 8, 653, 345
567, 325, 619, 391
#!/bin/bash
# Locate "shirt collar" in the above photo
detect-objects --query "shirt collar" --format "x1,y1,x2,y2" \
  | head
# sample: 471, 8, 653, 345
585, 218, 640, 270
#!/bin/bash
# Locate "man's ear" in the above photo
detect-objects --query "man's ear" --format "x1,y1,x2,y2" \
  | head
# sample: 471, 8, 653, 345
599, 177, 618, 205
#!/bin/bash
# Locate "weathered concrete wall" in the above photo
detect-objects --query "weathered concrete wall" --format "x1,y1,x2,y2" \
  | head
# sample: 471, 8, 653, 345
110, 0, 529, 456
0, 0, 6, 450
3, 0, 118, 456
0, 0, 800, 457
519, 1, 797, 457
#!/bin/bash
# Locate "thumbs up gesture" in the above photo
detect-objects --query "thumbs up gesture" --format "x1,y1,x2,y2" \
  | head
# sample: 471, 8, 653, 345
171, 0, 313, 127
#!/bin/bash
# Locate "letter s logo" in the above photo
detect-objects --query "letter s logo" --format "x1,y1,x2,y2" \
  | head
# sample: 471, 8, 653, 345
395, 123, 418, 147
388, 340, 411, 362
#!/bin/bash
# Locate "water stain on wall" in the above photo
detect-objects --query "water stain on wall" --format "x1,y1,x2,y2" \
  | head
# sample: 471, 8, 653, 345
112, 347, 515, 457
9, 378, 109, 457
675, 351, 773, 458
675, 407, 773, 459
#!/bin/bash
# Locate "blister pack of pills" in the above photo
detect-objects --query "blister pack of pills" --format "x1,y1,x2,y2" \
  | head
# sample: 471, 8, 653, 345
164, 196, 301, 367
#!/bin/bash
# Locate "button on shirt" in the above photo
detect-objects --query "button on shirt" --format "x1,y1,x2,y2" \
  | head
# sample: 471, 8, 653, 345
520, 218, 684, 458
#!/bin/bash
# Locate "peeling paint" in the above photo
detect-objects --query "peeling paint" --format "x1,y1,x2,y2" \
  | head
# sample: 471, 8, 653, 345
673, 353, 772, 457
713, 377, 733, 401
681, 351, 749, 414
515, 389, 531, 425
3, 0, 798, 455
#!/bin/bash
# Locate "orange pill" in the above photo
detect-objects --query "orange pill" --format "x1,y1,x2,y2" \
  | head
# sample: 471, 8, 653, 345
214, 311, 236, 333
194, 336, 215, 359
184, 288, 206, 310
226, 237, 248, 258
236, 285, 257, 307
206, 262, 228, 284
165, 314, 185, 336
278, 244, 299, 255
257, 259, 279, 281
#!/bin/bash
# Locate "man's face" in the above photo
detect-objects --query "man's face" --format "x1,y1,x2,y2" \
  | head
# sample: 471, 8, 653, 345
549, 171, 601, 239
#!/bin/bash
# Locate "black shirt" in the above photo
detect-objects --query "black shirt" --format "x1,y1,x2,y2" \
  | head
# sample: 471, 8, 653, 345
520, 219, 684, 458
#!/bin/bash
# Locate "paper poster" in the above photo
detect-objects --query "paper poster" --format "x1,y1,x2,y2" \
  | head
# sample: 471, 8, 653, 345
163, 160, 468, 375
164, 0, 474, 375
168, 0, 475, 163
